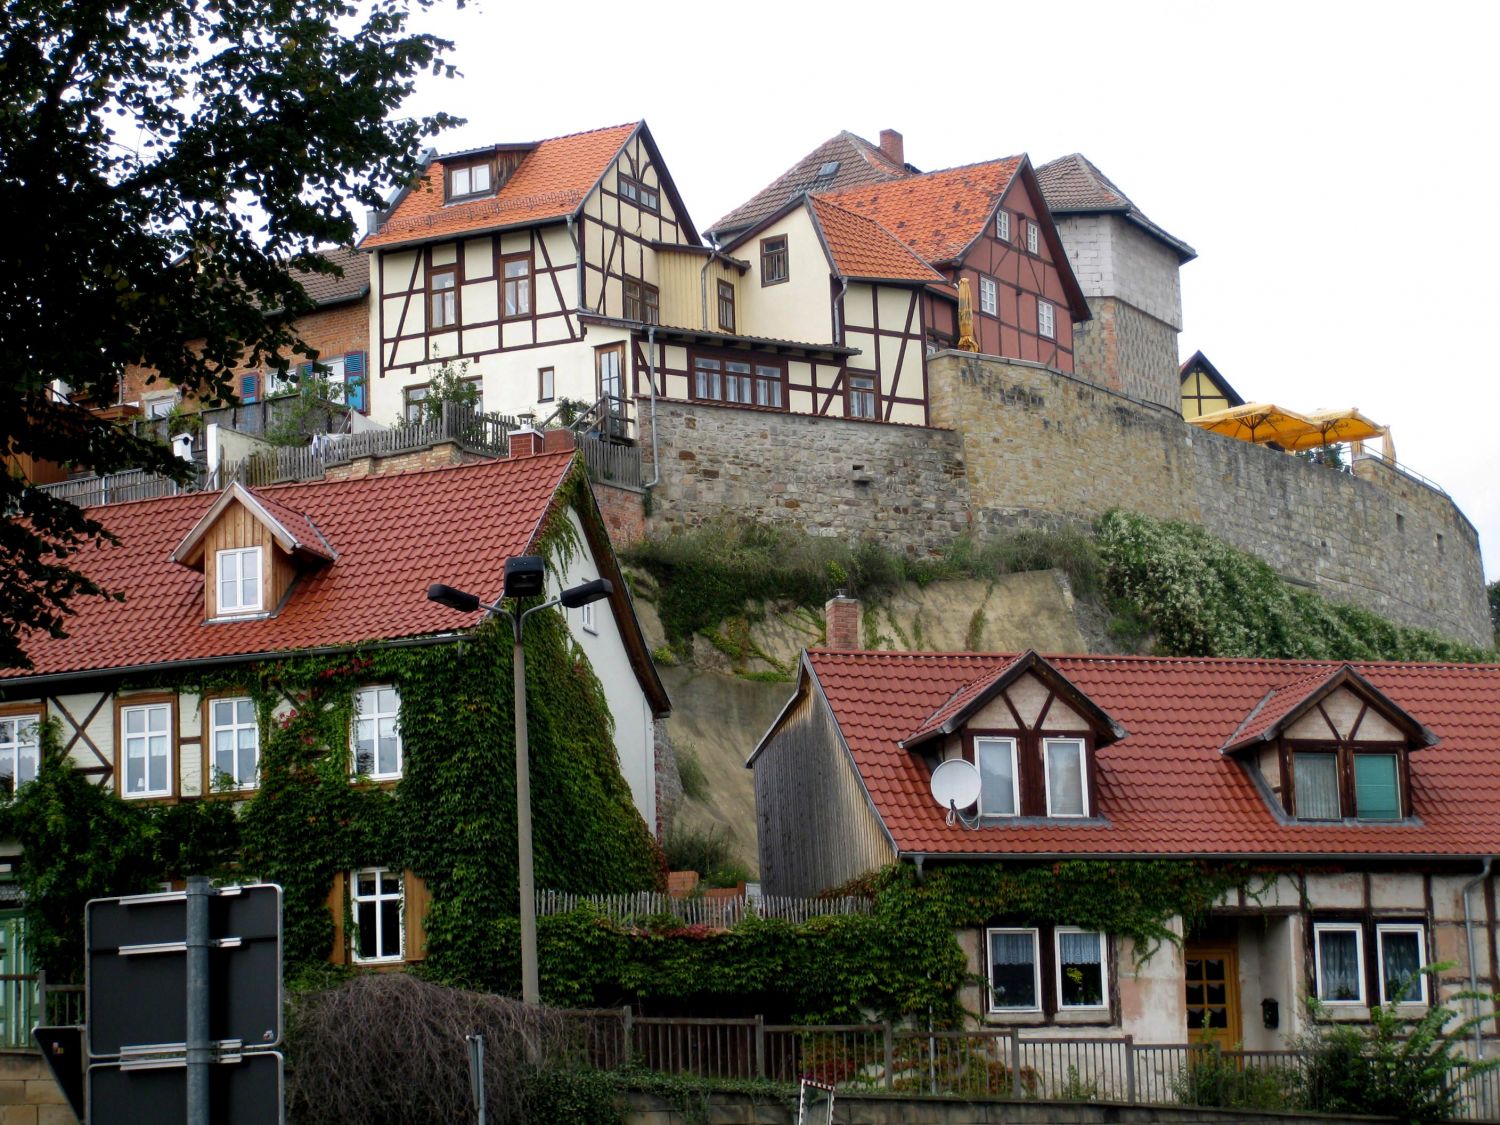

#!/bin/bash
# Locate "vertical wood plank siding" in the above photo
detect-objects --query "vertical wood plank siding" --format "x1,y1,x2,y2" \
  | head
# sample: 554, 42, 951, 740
754, 687, 895, 896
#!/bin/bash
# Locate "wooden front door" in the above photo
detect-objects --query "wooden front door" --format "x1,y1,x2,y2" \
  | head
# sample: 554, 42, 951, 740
1184, 943, 1240, 1051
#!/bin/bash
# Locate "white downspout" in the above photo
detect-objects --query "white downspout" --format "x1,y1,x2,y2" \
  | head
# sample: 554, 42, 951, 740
644, 325, 660, 490
1464, 856, 1494, 1059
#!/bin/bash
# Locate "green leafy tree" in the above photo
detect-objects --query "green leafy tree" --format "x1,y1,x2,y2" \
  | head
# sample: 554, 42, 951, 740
0, 0, 458, 668
1488, 580, 1499, 645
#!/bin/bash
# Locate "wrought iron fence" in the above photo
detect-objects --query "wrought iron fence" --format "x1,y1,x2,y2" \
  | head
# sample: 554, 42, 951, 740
536, 890, 870, 928
549, 1010, 1500, 1121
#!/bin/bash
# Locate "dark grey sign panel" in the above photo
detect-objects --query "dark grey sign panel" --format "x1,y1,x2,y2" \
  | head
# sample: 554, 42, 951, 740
33, 1026, 84, 1119
87, 1052, 283, 1125
86, 885, 282, 1059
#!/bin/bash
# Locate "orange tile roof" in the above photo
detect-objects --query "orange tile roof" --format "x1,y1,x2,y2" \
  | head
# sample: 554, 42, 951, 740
4, 455, 576, 679
807, 197, 945, 284
360, 124, 639, 250
795, 650, 1500, 858
819, 158, 1023, 265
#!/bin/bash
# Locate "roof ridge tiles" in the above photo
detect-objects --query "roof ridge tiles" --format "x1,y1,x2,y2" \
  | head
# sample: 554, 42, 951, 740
437, 121, 639, 160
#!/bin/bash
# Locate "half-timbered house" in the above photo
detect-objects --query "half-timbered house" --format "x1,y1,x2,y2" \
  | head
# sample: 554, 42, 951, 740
0, 448, 669, 968
750, 630, 1500, 1053
360, 122, 703, 433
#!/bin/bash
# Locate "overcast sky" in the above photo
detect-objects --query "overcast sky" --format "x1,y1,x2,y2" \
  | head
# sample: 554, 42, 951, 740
398, 0, 1500, 582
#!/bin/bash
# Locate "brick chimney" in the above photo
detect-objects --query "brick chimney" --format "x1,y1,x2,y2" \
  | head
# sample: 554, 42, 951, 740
825, 593, 862, 650
879, 129, 904, 167
509, 425, 543, 458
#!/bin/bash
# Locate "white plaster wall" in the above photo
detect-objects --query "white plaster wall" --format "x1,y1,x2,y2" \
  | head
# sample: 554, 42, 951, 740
1119, 923, 1186, 1043
550, 508, 656, 829
733, 208, 835, 349
1055, 214, 1183, 330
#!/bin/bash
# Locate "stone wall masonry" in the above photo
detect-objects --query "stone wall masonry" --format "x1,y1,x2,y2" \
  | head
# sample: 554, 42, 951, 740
1071, 298, 1181, 412
635, 360, 1488, 647
927, 353, 1491, 647
639, 401, 973, 555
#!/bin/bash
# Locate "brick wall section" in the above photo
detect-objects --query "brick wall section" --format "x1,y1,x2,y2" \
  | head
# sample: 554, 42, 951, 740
927, 353, 1491, 647
0, 1051, 73, 1123
118, 298, 370, 411
321, 441, 484, 481
594, 482, 647, 547
639, 402, 972, 554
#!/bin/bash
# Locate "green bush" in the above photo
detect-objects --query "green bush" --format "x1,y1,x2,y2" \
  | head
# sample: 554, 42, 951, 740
1297, 973, 1500, 1122
674, 742, 709, 802
1097, 510, 1494, 662
662, 824, 734, 877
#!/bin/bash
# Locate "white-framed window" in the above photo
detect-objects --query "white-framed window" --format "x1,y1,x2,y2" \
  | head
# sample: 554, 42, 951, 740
975, 737, 1019, 817
978, 276, 998, 317
848, 375, 877, 420
1037, 300, 1056, 340
1313, 922, 1366, 1004
580, 600, 598, 635
1043, 737, 1087, 817
1376, 924, 1428, 1005
987, 928, 1041, 1011
447, 162, 492, 200
215, 547, 262, 616
122, 702, 172, 799
210, 697, 259, 790
350, 867, 404, 963
0, 715, 40, 793
1026, 221, 1039, 254
1055, 928, 1109, 1009
995, 210, 1010, 242
352, 686, 402, 780
144, 395, 177, 419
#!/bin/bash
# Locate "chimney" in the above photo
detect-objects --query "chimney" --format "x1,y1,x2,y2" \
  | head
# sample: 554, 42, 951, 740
879, 129, 904, 167
509, 425, 543, 458
825, 593, 862, 650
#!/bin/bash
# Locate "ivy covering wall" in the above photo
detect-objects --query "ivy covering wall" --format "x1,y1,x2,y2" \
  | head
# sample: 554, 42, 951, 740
2, 610, 662, 983
521, 862, 1257, 1023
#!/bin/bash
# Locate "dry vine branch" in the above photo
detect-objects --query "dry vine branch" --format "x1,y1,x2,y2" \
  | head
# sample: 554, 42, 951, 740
286, 974, 612, 1124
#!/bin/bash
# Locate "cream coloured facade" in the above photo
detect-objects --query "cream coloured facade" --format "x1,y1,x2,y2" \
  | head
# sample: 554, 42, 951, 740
362, 122, 940, 439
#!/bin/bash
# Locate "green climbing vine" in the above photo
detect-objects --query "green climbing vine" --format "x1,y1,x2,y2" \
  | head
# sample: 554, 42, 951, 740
521, 861, 1260, 1024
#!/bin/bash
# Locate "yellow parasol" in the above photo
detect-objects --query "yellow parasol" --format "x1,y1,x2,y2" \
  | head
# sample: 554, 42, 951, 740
956, 277, 978, 352
1274, 408, 1386, 452
1189, 403, 1317, 447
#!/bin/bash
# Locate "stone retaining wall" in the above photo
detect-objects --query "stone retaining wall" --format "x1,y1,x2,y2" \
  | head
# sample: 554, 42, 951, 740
0, 1053, 72, 1125
636, 354, 1490, 648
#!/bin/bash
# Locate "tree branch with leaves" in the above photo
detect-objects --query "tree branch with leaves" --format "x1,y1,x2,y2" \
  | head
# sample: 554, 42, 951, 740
0, 0, 460, 667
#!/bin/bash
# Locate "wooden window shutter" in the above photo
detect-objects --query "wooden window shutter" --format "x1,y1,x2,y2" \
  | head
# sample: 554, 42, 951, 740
326, 873, 348, 965
344, 352, 367, 413
404, 871, 430, 961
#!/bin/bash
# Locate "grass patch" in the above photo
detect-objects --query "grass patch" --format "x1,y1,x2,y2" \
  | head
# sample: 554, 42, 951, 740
675, 743, 708, 802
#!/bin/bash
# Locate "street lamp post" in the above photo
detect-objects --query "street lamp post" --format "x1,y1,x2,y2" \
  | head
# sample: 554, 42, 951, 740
428, 557, 612, 1006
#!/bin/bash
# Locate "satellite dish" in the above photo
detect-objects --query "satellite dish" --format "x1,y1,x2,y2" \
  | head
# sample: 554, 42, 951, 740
930, 759, 981, 811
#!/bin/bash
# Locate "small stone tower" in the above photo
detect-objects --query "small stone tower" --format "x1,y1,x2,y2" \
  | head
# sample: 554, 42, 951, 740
1037, 155, 1196, 412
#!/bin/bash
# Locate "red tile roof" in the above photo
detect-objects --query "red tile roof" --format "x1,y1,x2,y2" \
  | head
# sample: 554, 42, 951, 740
708, 131, 912, 238
1036, 153, 1196, 263
806, 197, 945, 284
4, 456, 576, 679
794, 650, 1500, 858
296, 246, 368, 307
361, 124, 639, 250
819, 158, 1023, 265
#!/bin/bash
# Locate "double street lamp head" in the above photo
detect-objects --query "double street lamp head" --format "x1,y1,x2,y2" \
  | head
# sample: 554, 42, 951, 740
426, 557, 613, 617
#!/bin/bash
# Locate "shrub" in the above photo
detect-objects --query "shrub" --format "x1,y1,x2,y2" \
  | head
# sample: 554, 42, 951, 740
674, 742, 709, 802
662, 824, 735, 877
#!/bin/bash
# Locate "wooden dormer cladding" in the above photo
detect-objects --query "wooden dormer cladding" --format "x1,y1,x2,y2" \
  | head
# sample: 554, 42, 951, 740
901, 651, 1125, 821
1222, 666, 1437, 821
171, 483, 336, 622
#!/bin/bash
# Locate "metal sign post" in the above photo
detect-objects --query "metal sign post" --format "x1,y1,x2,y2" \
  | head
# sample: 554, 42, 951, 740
86, 881, 283, 1124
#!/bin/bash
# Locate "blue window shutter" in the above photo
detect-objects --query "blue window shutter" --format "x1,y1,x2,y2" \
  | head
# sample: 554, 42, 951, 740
241, 372, 259, 404
344, 351, 367, 413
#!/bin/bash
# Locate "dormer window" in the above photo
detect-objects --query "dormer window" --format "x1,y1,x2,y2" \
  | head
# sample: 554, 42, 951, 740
446, 160, 495, 202
906, 653, 1124, 823
1223, 665, 1433, 823
216, 547, 262, 615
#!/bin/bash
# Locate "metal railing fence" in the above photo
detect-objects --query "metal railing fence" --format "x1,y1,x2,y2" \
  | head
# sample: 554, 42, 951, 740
550, 1009, 1500, 1121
